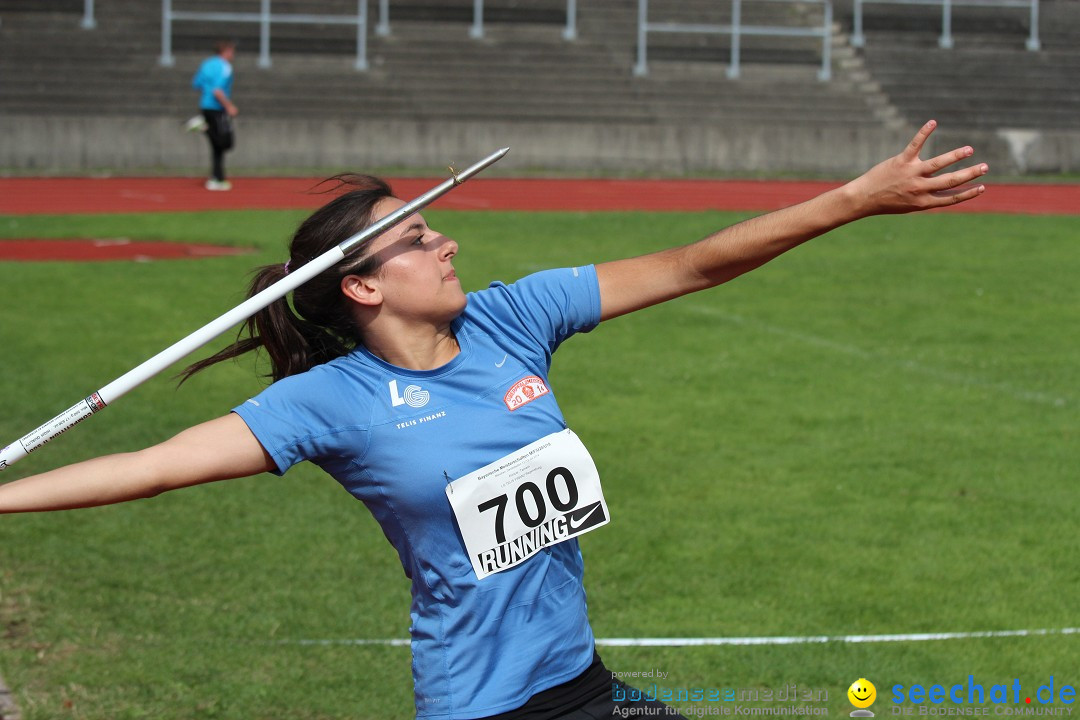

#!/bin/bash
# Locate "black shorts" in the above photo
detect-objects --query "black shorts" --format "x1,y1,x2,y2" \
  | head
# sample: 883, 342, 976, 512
484, 651, 688, 719
202, 109, 234, 152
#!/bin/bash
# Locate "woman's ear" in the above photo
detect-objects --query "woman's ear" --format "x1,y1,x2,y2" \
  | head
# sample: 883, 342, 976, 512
341, 274, 382, 307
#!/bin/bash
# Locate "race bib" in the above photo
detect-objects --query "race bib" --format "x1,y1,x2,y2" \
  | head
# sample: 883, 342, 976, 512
446, 429, 610, 579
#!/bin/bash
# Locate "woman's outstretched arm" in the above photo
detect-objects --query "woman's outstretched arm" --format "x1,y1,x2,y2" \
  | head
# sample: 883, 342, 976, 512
0, 413, 275, 513
596, 120, 989, 321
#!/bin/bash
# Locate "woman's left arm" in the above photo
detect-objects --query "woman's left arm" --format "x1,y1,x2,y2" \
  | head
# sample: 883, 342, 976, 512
596, 120, 989, 321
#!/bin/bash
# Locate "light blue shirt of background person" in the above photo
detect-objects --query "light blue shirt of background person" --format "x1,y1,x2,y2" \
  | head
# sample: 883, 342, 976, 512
192, 55, 233, 111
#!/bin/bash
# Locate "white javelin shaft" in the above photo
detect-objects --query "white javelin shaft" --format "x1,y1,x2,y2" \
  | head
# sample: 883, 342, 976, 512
0, 147, 509, 472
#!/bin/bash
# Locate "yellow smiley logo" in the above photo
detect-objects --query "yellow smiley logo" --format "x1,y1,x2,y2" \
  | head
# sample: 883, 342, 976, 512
848, 678, 877, 709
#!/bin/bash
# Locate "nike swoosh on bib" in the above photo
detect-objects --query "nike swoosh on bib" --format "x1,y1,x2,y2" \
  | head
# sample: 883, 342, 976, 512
566, 501, 606, 533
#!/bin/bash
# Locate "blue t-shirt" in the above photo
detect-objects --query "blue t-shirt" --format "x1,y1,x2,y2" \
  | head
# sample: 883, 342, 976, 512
192, 55, 233, 111
233, 266, 603, 719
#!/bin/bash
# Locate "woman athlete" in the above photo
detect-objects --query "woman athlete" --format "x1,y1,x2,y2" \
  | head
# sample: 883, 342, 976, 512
0, 121, 987, 719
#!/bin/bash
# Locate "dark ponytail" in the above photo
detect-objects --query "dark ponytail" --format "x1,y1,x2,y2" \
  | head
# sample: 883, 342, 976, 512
180, 174, 393, 384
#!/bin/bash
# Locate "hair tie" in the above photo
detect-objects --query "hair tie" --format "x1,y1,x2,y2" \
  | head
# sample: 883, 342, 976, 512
283, 260, 291, 275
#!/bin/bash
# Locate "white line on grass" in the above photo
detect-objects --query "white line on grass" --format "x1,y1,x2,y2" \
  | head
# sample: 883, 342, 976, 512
595, 628, 1080, 646
684, 306, 1070, 408
289, 627, 1079, 648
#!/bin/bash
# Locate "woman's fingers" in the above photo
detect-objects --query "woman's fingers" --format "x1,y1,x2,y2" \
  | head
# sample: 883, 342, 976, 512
912, 134, 988, 208
847, 121, 987, 215
922, 145, 975, 174
902, 119, 938, 161
905, 121, 980, 182
929, 183, 987, 206
926, 162, 990, 192
924, 162, 988, 207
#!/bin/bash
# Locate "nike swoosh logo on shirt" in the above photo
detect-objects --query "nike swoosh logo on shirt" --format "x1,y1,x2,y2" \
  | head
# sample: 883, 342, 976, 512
567, 502, 606, 533
495, 354, 508, 368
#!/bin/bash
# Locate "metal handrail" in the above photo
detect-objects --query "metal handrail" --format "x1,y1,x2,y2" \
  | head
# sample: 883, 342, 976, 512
374, 0, 578, 41
634, 0, 834, 81
851, 0, 1040, 50
81, 0, 95, 29
159, 0, 371, 71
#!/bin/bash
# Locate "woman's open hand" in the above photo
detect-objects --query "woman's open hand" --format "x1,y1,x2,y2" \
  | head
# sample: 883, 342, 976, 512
845, 119, 988, 218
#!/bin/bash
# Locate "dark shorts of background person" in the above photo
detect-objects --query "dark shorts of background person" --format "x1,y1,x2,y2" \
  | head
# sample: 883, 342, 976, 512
485, 650, 688, 719
202, 109, 234, 182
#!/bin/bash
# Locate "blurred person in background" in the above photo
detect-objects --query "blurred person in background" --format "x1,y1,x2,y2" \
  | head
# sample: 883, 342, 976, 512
186, 39, 239, 191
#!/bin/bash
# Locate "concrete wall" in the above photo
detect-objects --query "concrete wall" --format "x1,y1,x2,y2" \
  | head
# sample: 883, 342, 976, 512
3, 115, 1077, 176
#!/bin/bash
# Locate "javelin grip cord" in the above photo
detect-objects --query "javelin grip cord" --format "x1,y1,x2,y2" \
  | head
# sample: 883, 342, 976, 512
0, 147, 509, 472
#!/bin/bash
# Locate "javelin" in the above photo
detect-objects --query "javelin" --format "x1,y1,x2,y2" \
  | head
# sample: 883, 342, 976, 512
0, 147, 510, 472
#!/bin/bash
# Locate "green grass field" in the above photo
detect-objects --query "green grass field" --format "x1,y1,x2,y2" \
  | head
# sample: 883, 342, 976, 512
0, 207, 1077, 720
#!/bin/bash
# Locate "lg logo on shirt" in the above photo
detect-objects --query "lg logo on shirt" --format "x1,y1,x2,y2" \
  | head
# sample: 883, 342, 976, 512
389, 379, 430, 409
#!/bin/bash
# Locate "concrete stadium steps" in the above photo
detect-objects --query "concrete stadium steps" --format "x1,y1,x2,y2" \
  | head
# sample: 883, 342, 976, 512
859, 48, 1080, 131
0, 0, 884, 130
570, 0, 892, 124
3, 0, 1079, 172
581, 0, 837, 67
0, 0, 81, 11
1, 76, 880, 126
161, 0, 571, 23
840, 0, 1080, 131
848, 3, 1036, 39
0, 0, 908, 174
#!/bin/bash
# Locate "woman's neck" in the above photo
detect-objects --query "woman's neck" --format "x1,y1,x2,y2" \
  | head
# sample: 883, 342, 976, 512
362, 322, 460, 371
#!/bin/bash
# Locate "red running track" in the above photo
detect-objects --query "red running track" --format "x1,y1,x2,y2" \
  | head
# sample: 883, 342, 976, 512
0, 176, 1077, 215
0, 176, 1075, 261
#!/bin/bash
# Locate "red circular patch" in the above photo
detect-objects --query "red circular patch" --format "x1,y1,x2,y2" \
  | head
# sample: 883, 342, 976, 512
0, 239, 253, 262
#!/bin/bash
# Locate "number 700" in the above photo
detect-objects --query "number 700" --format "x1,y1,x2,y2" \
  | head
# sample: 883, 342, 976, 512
477, 467, 579, 543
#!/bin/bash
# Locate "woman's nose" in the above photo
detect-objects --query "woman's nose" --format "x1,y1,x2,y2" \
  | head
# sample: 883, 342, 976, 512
440, 235, 459, 259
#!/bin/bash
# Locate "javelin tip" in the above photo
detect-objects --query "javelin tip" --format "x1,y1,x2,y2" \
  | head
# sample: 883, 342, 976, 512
452, 147, 510, 185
